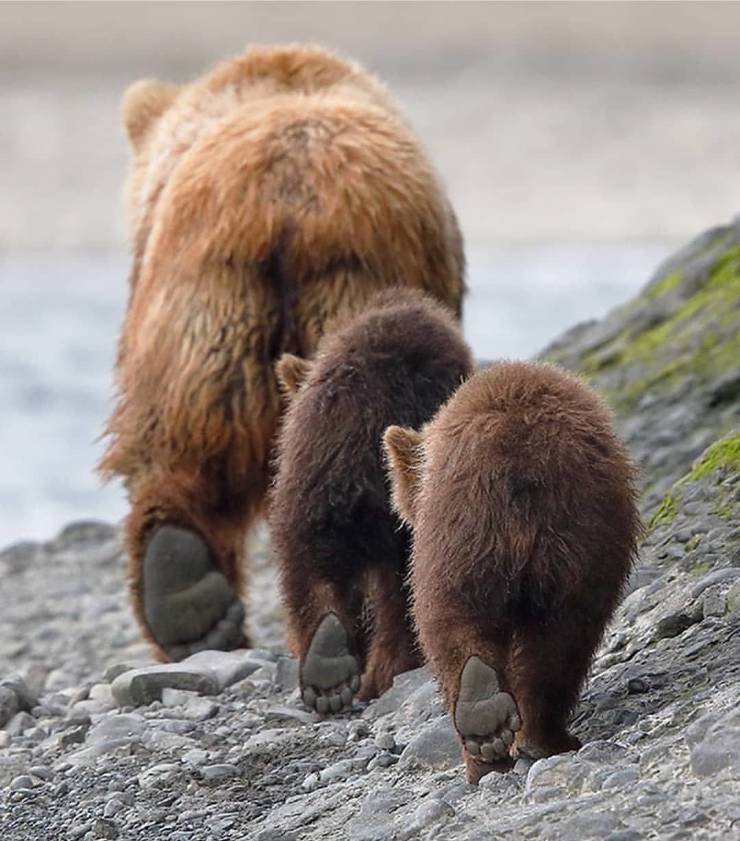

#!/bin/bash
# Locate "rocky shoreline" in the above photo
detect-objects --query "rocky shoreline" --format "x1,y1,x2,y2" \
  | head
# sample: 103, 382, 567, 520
1, 221, 738, 839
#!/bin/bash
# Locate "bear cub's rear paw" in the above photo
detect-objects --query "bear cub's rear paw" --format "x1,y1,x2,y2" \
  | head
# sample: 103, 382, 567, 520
454, 656, 521, 762
142, 525, 246, 661
300, 613, 360, 715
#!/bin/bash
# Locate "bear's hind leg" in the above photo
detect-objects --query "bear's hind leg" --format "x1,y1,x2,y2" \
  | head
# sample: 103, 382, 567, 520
455, 655, 521, 767
508, 618, 598, 760
358, 566, 421, 701
301, 611, 361, 714
281, 572, 363, 715
127, 469, 255, 661
141, 525, 246, 660
416, 604, 521, 783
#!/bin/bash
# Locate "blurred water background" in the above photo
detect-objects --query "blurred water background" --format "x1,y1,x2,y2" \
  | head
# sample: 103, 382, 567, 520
2, 1, 739, 545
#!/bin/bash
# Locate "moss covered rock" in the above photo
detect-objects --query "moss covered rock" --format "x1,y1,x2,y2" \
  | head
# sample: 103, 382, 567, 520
542, 218, 740, 513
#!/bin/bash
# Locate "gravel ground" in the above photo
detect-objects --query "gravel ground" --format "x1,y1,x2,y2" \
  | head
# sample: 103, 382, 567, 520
0, 224, 738, 839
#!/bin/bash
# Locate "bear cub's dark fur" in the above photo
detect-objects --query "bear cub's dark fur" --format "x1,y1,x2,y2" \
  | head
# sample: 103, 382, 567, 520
270, 288, 473, 712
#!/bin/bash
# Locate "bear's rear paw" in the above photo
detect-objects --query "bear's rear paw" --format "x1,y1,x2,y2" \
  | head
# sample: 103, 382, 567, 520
142, 525, 246, 661
454, 656, 521, 763
300, 613, 360, 715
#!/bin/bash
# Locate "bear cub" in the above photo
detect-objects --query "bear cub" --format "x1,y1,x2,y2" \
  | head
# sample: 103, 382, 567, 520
270, 289, 473, 713
384, 361, 641, 782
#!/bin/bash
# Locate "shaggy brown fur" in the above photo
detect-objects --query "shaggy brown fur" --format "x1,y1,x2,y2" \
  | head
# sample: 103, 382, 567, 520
270, 289, 473, 707
99, 44, 465, 658
384, 362, 640, 782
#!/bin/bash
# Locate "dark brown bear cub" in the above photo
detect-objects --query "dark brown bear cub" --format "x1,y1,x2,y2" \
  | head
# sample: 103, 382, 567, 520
384, 361, 640, 782
270, 289, 473, 713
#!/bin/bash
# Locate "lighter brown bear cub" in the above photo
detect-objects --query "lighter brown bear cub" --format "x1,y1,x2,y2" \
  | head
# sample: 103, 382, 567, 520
384, 362, 640, 783
99, 45, 465, 660
270, 290, 473, 712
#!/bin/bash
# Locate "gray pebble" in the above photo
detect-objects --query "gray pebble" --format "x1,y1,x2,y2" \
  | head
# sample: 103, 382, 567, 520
87, 713, 144, 744
103, 798, 125, 818
399, 716, 460, 770
200, 763, 238, 782
367, 751, 398, 770
347, 721, 370, 741
29, 765, 53, 781
111, 666, 219, 707
103, 663, 136, 683
275, 656, 299, 692
181, 649, 265, 689
691, 567, 740, 598
654, 613, 699, 640
9, 774, 35, 791
513, 756, 535, 775
137, 762, 181, 788
601, 767, 640, 789
702, 586, 727, 618
627, 677, 649, 694
319, 758, 356, 783
0, 686, 19, 728
182, 748, 209, 767
375, 732, 395, 751
6, 711, 36, 736
686, 709, 740, 776
411, 797, 454, 828
302, 771, 320, 791
1, 675, 37, 711
91, 819, 118, 840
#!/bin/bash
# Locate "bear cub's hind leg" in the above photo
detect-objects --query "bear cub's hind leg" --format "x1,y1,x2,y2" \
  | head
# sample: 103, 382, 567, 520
142, 525, 246, 660
358, 566, 421, 701
301, 613, 361, 714
454, 656, 522, 782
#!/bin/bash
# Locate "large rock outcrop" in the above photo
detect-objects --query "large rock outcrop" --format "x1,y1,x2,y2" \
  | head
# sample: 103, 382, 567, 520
543, 217, 740, 513
1, 221, 738, 840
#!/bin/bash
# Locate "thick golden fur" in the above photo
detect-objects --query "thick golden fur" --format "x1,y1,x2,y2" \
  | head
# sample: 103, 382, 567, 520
384, 362, 641, 781
100, 44, 465, 656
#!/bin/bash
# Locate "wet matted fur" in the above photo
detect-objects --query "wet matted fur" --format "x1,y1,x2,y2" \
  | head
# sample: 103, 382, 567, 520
270, 289, 473, 707
384, 361, 641, 782
98, 44, 466, 658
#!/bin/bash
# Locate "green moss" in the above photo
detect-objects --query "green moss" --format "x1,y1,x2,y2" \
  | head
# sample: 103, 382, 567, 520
581, 344, 624, 377
686, 433, 740, 481
648, 491, 679, 530
715, 501, 735, 521
645, 269, 682, 302
685, 558, 713, 577
684, 534, 702, 552
588, 246, 740, 411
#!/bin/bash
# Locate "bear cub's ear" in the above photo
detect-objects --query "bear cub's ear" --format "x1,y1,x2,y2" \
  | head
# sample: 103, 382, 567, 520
122, 79, 179, 150
383, 425, 425, 526
276, 354, 313, 398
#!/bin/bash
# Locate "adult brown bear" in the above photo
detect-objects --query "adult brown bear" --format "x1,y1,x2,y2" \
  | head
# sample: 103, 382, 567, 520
99, 45, 465, 660
270, 289, 473, 712
384, 362, 640, 783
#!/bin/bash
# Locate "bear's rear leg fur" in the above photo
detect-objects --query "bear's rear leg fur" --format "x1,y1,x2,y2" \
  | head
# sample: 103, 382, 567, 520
358, 567, 421, 701
508, 619, 598, 760
143, 525, 246, 660
301, 613, 361, 714
455, 656, 521, 781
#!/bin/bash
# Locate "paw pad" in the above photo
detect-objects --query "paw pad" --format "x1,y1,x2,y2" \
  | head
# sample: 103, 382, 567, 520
300, 613, 360, 715
454, 656, 521, 762
142, 525, 246, 660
